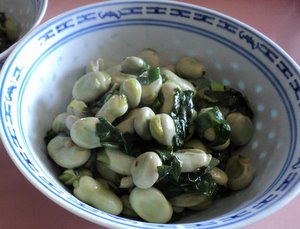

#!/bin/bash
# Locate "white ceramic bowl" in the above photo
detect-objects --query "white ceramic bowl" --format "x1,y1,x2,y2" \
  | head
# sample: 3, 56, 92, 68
0, 0, 48, 68
0, 1, 300, 228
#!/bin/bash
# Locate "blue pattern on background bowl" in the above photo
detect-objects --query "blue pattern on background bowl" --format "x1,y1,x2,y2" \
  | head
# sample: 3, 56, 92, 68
0, 1, 300, 228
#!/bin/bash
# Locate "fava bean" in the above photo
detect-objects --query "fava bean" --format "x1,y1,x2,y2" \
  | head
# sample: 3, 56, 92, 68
209, 167, 228, 186
187, 196, 212, 211
97, 147, 135, 176
109, 71, 137, 85
116, 109, 138, 134
226, 154, 254, 190
66, 99, 88, 118
120, 78, 142, 108
140, 71, 163, 105
96, 94, 128, 123
52, 113, 69, 132
174, 149, 212, 172
74, 176, 123, 215
96, 161, 121, 185
72, 71, 111, 103
171, 193, 210, 208
47, 136, 91, 168
121, 56, 148, 75
160, 81, 181, 114
96, 178, 120, 194
129, 187, 173, 223
133, 107, 155, 140
161, 68, 196, 93
130, 151, 162, 189
70, 117, 100, 149
137, 48, 160, 68
149, 114, 176, 147
175, 56, 205, 79
65, 114, 79, 130
226, 112, 254, 146
120, 176, 134, 188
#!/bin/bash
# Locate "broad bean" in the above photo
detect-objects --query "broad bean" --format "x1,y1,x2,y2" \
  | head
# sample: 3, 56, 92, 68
136, 48, 160, 68
73, 176, 123, 215
171, 193, 210, 208
160, 81, 181, 114
130, 151, 162, 189
96, 94, 128, 123
120, 78, 142, 108
161, 68, 196, 93
174, 149, 212, 172
96, 161, 121, 185
70, 117, 100, 149
175, 56, 205, 79
66, 99, 88, 118
72, 71, 111, 103
97, 148, 135, 176
52, 113, 69, 132
226, 112, 254, 146
129, 187, 173, 223
47, 136, 91, 168
121, 56, 148, 75
133, 107, 155, 140
226, 154, 254, 190
149, 114, 176, 147
140, 71, 163, 105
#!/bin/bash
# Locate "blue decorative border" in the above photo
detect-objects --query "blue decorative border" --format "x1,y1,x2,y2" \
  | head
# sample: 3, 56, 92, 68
1, 1, 299, 228
20, 19, 298, 228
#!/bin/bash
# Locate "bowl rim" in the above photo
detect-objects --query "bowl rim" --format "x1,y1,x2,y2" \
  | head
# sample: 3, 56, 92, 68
0, 0, 300, 228
0, 0, 48, 60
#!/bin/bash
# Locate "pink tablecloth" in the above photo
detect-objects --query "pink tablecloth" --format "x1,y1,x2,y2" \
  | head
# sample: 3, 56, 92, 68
0, 0, 299, 228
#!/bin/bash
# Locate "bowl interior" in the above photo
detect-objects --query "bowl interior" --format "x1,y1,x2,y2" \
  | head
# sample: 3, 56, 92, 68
1, 1, 300, 228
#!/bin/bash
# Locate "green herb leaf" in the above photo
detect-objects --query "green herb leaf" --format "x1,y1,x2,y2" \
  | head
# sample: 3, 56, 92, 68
155, 170, 218, 199
193, 82, 254, 119
95, 117, 129, 154
148, 147, 182, 182
195, 106, 231, 147
137, 67, 160, 85
170, 89, 194, 149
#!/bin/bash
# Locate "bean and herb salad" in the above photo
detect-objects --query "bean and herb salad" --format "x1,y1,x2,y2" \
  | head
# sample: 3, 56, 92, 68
0, 13, 18, 53
45, 49, 255, 223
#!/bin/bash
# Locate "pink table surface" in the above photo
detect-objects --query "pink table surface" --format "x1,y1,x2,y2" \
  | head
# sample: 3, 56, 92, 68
0, 0, 299, 228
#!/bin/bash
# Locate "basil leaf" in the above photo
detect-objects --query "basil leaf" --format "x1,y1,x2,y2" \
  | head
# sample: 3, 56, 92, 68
153, 147, 182, 182
195, 106, 231, 147
156, 170, 218, 199
96, 117, 130, 154
193, 173, 219, 198
157, 165, 172, 180
193, 83, 254, 119
137, 67, 160, 85
170, 89, 194, 149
